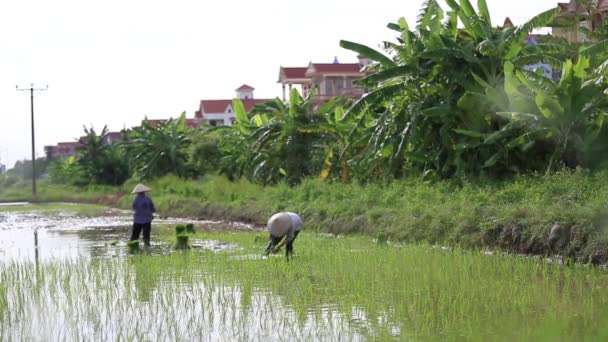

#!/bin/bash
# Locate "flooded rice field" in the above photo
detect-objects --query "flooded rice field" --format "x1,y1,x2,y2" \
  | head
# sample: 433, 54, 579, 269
1, 203, 608, 340
0, 204, 254, 262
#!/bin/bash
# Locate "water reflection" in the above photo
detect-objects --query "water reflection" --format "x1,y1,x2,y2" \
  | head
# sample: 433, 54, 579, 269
0, 209, 257, 262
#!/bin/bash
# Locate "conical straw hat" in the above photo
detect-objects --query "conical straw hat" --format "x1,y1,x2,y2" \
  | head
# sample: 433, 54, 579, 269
131, 183, 151, 194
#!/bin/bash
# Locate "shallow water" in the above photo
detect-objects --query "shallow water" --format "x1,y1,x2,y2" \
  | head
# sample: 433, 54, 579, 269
0, 205, 256, 262
0, 205, 366, 340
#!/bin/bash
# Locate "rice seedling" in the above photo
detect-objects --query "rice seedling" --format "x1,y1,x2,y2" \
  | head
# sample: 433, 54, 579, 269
127, 240, 140, 254
185, 223, 195, 234
175, 234, 190, 250
175, 224, 186, 235
1, 226, 608, 340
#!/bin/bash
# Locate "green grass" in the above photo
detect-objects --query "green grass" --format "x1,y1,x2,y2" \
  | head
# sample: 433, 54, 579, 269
3, 170, 608, 261
1, 232, 608, 340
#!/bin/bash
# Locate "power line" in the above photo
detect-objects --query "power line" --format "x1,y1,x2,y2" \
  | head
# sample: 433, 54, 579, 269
16, 84, 48, 198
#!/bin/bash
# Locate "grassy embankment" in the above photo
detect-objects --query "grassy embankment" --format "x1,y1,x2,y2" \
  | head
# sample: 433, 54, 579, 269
2, 170, 608, 262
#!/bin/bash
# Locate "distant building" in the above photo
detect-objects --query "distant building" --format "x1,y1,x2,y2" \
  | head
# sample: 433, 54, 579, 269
103, 131, 125, 145
522, 35, 556, 79
44, 141, 83, 160
278, 56, 369, 103
0, 163, 5, 173
551, 0, 608, 43
141, 118, 203, 129
193, 85, 270, 126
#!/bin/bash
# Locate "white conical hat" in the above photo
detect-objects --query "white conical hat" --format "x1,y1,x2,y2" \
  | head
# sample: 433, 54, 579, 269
131, 183, 151, 194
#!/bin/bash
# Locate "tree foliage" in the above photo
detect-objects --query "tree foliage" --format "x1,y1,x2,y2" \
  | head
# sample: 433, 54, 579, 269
126, 113, 193, 180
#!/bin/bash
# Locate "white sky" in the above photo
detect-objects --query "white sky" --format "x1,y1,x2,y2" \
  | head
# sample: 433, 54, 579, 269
0, 0, 558, 168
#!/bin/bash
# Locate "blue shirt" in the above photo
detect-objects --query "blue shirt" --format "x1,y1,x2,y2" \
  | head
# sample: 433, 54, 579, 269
132, 194, 155, 224
285, 212, 302, 231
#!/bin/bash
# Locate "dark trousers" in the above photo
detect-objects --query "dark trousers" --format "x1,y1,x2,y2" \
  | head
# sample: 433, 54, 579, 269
131, 222, 151, 246
285, 230, 300, 256
263, 230, 300, 257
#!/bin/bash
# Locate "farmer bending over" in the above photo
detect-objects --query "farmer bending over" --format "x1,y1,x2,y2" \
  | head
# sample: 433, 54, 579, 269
263, 212, 303, 259
130, 183, 156, 247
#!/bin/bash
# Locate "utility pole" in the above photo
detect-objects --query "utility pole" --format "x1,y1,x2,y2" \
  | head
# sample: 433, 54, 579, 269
16, 84, 48, 197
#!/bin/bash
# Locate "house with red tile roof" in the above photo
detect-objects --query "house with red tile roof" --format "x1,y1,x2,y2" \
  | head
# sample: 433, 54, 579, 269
102, 131, 125, 145
278, 57, 369, 103
194, 85, 270, 126
551, 0, 608, 42
45, 141, 83, 160
45, 131, 125, 160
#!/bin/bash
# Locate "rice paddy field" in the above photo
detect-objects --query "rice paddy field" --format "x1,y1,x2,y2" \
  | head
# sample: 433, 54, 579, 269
1, 203, 608, 340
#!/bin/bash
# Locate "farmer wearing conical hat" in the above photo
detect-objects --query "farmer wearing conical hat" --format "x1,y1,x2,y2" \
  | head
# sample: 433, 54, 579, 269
263, 212, 303, 259
130, 183, 156, 247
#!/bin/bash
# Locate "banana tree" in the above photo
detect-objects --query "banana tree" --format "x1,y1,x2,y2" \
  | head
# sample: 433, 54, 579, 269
338, 0, 561, 178
225, 90, 344, 185
126, 112, 192, 179
491, 57, 608, 172
77, 126, 130, 185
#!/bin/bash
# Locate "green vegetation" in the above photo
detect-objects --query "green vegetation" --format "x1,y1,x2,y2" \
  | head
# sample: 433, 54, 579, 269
4, 2, 608, 339
125, 113, 193, 180
1, 231, 608, 340
127, 240, 140, 254
27, 0, 608, 188
175, 234, 190, 250
3, 170, 608, 262
3, 1, 608, 260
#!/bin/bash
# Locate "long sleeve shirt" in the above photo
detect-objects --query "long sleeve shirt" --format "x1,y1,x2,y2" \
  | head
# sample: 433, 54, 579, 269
132, 194, 156, 224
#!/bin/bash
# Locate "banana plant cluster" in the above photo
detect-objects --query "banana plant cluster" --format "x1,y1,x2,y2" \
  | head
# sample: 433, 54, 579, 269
125, 113, 193, 180
336, 0, 608, 178
50, 0, 608, 186
220, 89, 349, 185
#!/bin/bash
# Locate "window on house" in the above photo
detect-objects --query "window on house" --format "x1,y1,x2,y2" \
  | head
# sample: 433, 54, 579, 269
325, 79, 333, 96
208, 119, 224, 127
336, 79, 344, 94
313, 81, 321, 94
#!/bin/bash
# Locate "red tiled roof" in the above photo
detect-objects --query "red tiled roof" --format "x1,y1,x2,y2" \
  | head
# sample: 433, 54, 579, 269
199, 100, 232, 113
280, 67, 308, 79
557, 1, 590, 16
308, 63, 361, 74
236, 84, 255, 91
197, 99, 269, 114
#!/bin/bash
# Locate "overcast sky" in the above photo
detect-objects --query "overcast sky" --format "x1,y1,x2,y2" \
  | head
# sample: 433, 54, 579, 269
0, 0, 558, 168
